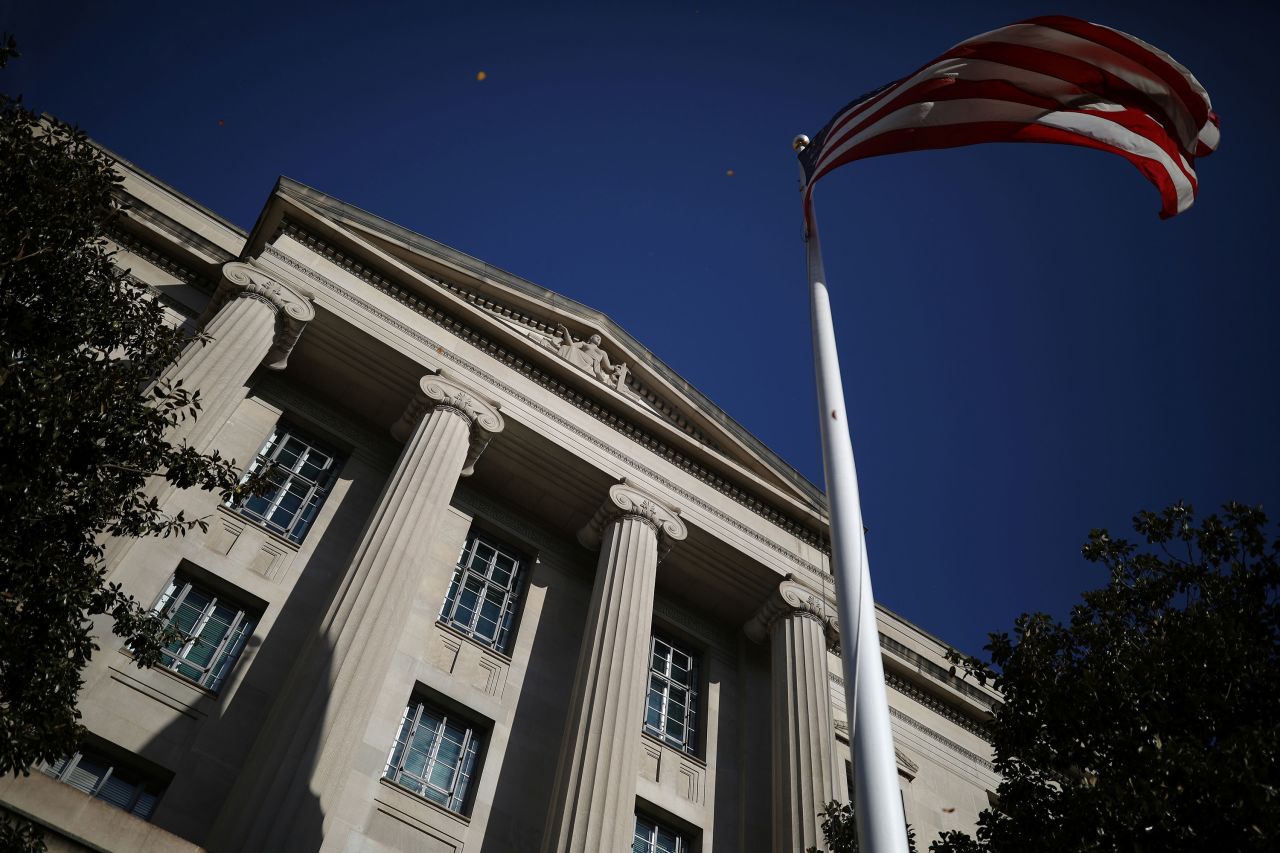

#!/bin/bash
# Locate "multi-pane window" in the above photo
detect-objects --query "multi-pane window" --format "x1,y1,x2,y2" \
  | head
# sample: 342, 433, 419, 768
234, 422, 343, 544
152, 575, 256, 692
644, 635, 699, 754
43, 748, 163, 820
384, 700, 482, 813
439, 532, 525, 653
633, 814, 691, 853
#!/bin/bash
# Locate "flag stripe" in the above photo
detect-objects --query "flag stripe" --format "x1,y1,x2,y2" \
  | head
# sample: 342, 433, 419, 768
809, 78, 1198, 193
808, 99, 1195, 217
956, 27, 1205, 153
1025, 16, 1211, 132
817, 35, 1202, 171
801, 16, 1217, 218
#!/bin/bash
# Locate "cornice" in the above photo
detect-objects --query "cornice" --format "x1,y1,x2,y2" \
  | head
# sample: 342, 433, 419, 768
270, 177, 830, 511
107, 228, 215, 294
265, 227, 830, 554
437, 282, 720, 451
831, 665, 994, 745
879, 633, 1001, 714
834, 705, 993, 774
114, 194, 237, 265
261, 242, 835, 583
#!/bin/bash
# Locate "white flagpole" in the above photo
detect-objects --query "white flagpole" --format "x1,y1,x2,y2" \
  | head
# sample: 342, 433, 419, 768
794, 135, 908, 853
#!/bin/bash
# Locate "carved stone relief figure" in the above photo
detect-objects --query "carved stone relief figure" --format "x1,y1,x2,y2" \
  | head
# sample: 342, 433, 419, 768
520, 321, 632, 395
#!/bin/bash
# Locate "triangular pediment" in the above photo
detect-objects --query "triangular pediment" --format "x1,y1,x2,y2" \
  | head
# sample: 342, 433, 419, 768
247, 178, 829, 541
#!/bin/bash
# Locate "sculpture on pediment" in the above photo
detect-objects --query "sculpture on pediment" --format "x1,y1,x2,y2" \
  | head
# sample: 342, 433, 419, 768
537, 323, 632, 394
553, 324, 614, 380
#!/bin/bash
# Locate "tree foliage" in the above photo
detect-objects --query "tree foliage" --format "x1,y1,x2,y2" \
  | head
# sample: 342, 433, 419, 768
0, 34, 249, 790
813, 502, 1279, 853
931, 501, 1280, 853
808, 801, 919, 853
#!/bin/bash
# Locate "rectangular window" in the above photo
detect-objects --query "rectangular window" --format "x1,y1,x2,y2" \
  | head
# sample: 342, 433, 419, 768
42, 748, 163, 820
233, 422, 343, 544
439, 532, 525, 653
152, 575, 256, 692
633, 814, 691, 853
384, 700, 482, 814
644, 634, 699, 754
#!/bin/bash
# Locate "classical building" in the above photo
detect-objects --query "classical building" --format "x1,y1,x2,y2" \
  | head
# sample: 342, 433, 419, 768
0, 148, 1000, 852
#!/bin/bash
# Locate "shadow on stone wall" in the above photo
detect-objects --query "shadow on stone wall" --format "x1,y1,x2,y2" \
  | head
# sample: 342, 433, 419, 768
138, 464, 386, 852
480, 560, 590, 853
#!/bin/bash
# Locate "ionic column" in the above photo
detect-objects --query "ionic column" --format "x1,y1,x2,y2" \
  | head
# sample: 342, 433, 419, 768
210, 373, 503, 852
102, 262, 314, 571
543, 481, 687, 853
167, 260, 314, 451
746, 578, 844, 851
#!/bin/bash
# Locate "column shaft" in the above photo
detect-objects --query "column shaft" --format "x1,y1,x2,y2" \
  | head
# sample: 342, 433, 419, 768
544, 481, 686, 853
551, 517, 659, 852
209, 375, 502, 852
771, 610, 843, 850
166, 294, 276, 452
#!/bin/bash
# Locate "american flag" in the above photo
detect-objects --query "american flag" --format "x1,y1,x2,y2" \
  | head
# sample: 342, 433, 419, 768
799, 15, 1219, 218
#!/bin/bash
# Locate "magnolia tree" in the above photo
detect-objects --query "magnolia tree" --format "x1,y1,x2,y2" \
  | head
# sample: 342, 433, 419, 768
0, 36, 252, 848
814, 501, 1279, 853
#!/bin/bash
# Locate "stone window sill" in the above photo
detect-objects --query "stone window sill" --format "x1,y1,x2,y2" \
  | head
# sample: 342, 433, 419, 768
376, 776, 472, 826
216, 504, 304, 553
435, 619, 514, 664
641, 730, 706, 768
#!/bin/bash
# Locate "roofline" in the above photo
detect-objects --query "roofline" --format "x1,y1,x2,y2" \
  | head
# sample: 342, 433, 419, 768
273, 176, 827, 509
60, 115, 248, 239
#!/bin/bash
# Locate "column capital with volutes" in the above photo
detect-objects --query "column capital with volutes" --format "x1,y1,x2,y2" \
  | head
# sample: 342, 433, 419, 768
390, 372, 505, 475
577, 479, 687, 551
744, 577, 837, 645
201, 261, 316, 370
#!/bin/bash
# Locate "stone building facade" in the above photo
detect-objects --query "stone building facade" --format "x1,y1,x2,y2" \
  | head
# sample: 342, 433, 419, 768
0, 150, 1000, 852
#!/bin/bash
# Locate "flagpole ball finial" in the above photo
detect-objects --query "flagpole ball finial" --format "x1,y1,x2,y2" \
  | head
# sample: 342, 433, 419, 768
792, 134, 811, 153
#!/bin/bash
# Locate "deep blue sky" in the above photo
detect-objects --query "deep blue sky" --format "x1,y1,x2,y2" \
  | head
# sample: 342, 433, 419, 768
5, 1, 1276, 657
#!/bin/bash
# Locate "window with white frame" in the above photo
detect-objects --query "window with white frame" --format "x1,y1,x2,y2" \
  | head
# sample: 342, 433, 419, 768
644, 634, 699, 754
233, 421, 343, 544
439, 532, 525, 653
633, 813, 691, 853
384, 699, 482, 813
42, 747, 164, 820
151, 575, 256, 692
